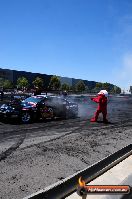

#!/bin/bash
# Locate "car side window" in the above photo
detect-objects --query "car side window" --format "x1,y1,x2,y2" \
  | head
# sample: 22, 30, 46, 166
37, 99, 44, 104
43, 98, 52, 106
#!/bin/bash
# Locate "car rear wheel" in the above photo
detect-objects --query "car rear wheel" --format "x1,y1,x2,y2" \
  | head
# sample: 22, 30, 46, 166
21, 112, 31, 123
48, 107, 54, 119
41, 107, 54, 120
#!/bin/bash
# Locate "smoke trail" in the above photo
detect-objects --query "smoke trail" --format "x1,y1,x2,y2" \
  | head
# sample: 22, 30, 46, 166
68, 95, 97, 119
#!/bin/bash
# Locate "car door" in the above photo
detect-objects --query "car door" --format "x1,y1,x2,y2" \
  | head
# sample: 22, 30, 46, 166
39, 98, 54, 119
45, 97, 62, 116
55, 98, 66, 116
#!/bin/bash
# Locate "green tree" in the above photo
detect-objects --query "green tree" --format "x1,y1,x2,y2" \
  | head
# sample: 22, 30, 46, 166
76, 80, 85, 92
49, 75, 61, 90
103, 85, 121, 94
115, 86, 121, 94
0, 78, 13, 89
110, 85, 121, 94
91, 87, 99, 93
85, 85, 90, 93
110, 87, 115, 94
102, 82, 111, 91
61, 83, 70, 91
32, 77, 44, 89
0, 78, 4, 88
17, 77, 29, 89
69, 85, 75, 92
96, 82, 102, 89
3, 79, 13, 89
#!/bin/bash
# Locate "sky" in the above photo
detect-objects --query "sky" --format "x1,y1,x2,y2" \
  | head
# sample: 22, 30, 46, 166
0, 0, 132, 90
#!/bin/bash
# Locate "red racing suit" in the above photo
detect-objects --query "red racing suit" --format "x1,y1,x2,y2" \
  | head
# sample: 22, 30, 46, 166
91, 94, 108, 122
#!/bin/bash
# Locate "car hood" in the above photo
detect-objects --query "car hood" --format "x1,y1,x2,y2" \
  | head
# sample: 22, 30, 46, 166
0, 102, 33, 110
21, 102, 35, 108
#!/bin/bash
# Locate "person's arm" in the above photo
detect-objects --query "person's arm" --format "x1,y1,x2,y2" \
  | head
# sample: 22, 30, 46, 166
91, 96, 101, 103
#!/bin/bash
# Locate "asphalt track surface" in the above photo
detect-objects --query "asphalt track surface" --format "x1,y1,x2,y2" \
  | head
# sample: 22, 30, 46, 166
0, 96, 132, 199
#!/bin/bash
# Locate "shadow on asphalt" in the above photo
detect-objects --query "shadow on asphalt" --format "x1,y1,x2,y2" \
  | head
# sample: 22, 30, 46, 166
0, 116, 78, 125
96, 121, 115, 125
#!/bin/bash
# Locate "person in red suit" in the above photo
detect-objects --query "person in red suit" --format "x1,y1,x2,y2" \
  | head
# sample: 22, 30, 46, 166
90, 90, 108, 123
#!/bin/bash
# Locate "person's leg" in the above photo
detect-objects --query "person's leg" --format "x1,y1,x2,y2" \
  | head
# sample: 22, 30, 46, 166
91, 110, 100, 122
102, 110, 108, 123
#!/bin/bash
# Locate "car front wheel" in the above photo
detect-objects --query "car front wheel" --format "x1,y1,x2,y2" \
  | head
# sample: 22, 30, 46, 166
21, 112, 31, 123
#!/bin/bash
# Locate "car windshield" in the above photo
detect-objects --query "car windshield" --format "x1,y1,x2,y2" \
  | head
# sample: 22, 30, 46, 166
24, 97, 44, 103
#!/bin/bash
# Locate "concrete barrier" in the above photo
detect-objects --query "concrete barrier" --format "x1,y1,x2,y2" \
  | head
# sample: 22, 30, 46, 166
23, 144, 132, 199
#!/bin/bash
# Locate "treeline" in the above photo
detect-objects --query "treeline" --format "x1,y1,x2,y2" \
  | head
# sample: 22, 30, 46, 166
0, 76, 121, 94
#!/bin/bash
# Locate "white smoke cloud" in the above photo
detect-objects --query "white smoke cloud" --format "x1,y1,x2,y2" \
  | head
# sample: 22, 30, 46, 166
121, 54, 132, 77
117, 53, 132, 89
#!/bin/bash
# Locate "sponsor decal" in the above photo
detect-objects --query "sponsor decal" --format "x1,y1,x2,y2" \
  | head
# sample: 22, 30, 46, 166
77, 177, 130, 196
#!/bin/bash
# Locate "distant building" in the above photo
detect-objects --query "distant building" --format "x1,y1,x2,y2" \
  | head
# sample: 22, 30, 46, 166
0, 67, 115, 91
0, 68, 52, 89
0, 68, 13, 82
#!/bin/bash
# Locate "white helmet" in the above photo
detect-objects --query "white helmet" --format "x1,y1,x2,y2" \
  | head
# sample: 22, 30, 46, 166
98, 90, 108, 97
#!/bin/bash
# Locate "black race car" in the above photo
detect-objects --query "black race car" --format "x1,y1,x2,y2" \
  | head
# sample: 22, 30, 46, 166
41, 95, 78, 119
0, 95, 78, 123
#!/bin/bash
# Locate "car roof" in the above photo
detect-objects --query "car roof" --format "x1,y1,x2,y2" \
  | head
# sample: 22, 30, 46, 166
48, 96, 65, 99
36, 95, 61, 99
48, 95, 63, 98
36, 95, 47, 98
35, 95, 68, 101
